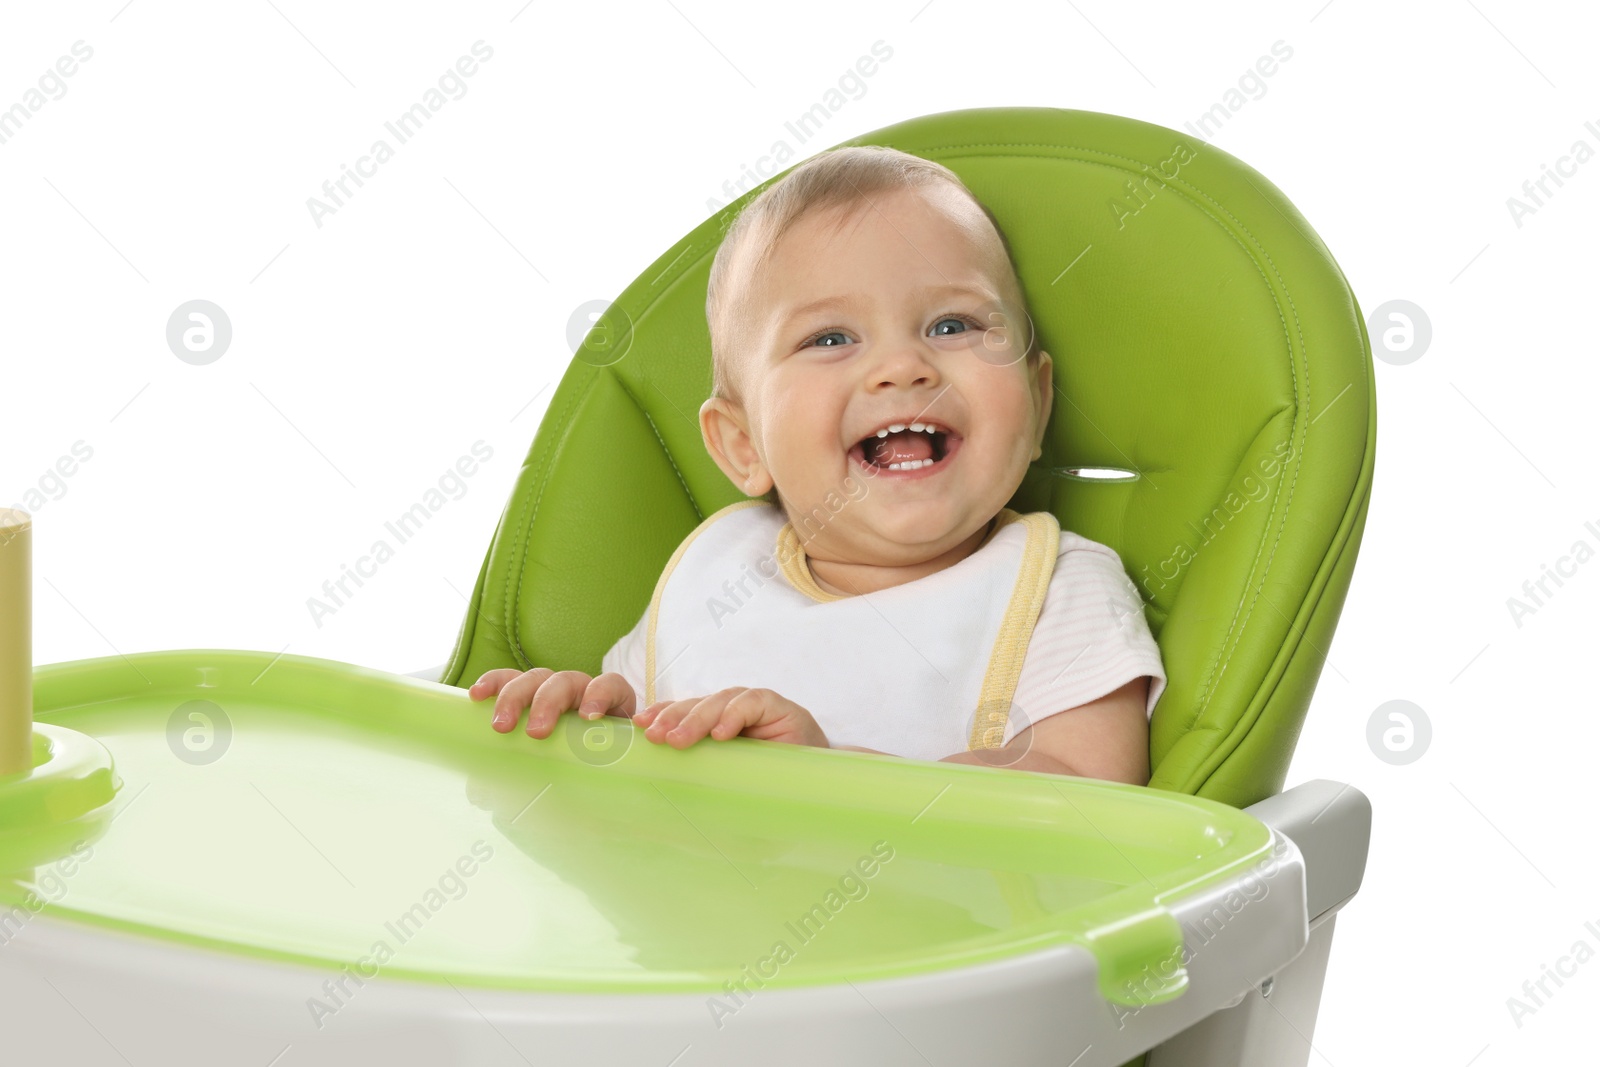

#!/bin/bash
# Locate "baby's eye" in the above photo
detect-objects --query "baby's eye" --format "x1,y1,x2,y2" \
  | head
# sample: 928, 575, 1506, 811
930, 315, 980, 337
802, 329, 853, 349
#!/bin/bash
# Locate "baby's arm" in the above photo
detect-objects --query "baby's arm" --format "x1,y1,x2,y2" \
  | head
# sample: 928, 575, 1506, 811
834, 680, 1151, 783
940, 676, 1151, 784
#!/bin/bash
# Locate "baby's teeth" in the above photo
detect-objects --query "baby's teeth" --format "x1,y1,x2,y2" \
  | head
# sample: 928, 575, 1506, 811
888, 423, 906, 433
875, 428, 889, 438
910, 422, 925, 432
887, 458, 935, 470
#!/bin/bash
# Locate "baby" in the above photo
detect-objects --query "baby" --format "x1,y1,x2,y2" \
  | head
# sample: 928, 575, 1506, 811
471, 145, 1165, 784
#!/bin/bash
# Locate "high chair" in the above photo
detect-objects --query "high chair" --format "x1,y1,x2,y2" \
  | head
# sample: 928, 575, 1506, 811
0, 107, 1373, 1067
425, 104, 1376, 1066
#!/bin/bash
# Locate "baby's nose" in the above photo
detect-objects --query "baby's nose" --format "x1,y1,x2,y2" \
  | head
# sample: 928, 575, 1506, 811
868, 347, 940, 389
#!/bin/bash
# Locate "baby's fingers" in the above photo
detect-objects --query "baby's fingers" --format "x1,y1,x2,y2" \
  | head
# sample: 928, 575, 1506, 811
469, 669, 523, 703
646, 690, 744, 749
708, 699, 758, 740
524, 670, 594, 738
475, 668, 554, 733
641, 698, 697, 746
578, 672, 637, 721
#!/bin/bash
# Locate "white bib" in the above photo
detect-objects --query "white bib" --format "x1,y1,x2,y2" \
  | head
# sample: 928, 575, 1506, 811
643, 501, 1060, 762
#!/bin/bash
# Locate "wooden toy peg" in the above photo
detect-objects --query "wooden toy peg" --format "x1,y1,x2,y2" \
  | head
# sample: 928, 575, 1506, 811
0, 509, 32, 777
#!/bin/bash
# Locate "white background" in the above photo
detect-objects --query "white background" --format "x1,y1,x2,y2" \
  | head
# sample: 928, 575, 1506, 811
3, 1, 1598, 1063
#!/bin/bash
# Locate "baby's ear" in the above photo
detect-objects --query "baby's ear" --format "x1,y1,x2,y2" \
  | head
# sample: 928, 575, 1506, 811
700, 396, 773, 497
1032, 350, 1054, 459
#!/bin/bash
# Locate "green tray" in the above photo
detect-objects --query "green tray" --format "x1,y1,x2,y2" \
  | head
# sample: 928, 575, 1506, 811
2, 649, 1276, 1008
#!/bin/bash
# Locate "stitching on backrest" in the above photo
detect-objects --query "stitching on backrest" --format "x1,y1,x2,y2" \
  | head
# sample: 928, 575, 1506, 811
1173, 193, 1306, 729
644, 408, 702, 522
504, 368, 704, 668
504, 370, 599, 669
614, 373, 703, 522
1082, 155, 1306, 727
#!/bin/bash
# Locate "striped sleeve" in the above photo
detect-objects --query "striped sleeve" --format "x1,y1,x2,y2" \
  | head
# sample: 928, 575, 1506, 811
1003, 532, 1167, 743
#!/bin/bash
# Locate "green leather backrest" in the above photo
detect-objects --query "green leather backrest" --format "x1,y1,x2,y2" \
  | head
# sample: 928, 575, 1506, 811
441, 107, 1376, 809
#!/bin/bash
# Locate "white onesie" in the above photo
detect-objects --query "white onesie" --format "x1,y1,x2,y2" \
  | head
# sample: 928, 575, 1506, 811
601, 500, 1166, 763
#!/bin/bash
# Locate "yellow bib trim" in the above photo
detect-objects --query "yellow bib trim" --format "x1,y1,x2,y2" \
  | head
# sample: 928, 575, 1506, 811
644, 499, 768, 706
968, 511, 1060, 751
775, 522, 849, 603
776, 512, 1008, 603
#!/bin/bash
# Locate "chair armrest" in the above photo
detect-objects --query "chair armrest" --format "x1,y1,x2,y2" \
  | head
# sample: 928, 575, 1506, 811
1244, 779, 1371, 924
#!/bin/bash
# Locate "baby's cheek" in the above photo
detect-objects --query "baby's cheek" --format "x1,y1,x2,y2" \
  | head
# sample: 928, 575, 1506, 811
768, 434, 836, 497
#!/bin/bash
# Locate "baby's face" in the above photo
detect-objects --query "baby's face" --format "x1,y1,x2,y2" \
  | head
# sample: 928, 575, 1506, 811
703, 184, 1052, 567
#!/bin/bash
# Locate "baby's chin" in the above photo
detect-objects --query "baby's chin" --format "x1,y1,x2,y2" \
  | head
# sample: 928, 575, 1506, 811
805, 500, 988, 559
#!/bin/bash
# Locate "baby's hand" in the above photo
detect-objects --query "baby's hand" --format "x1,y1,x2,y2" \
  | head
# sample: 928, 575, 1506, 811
469, 668, 637, 737
633, 688, 829, 749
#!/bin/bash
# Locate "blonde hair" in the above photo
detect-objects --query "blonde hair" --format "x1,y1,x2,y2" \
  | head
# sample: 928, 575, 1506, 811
704, 144, 1039, 409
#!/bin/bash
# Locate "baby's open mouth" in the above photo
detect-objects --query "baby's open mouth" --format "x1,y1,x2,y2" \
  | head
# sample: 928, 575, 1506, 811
848, 420, 962, 475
